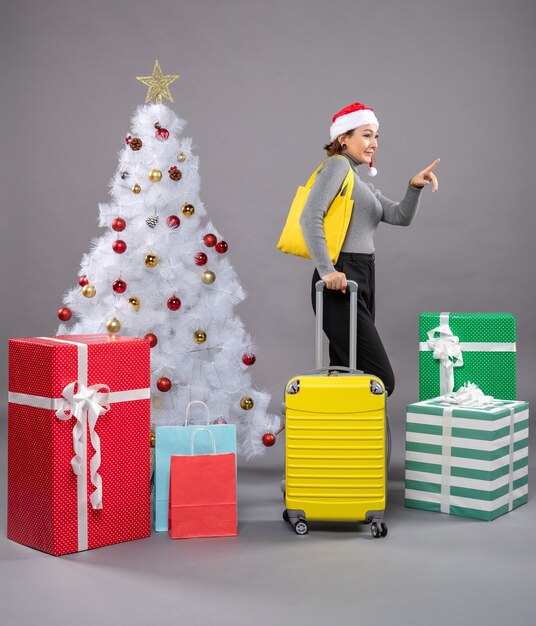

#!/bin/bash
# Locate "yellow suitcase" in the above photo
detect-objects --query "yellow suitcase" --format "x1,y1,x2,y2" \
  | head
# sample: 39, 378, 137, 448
282, 280, 389, 538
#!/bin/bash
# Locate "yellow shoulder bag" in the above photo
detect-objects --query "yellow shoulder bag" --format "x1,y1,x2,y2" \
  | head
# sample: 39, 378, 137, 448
276, 155, 354, 262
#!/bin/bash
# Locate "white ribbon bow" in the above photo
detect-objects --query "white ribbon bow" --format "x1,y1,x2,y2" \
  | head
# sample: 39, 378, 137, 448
442, 382, 496, 408
427, 323, 464, 395
56, 381, 110, 509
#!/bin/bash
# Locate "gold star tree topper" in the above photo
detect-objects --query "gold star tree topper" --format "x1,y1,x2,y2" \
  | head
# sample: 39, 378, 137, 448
136, 60, 180, 104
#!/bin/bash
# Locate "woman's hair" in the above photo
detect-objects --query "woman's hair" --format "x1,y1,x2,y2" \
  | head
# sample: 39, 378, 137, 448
324, 129, 355, 157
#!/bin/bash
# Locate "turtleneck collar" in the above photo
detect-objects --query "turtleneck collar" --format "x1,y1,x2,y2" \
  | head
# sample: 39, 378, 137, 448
340, 151, 363, 172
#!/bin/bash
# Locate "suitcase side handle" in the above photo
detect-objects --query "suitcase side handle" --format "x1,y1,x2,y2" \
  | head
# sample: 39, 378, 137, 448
315, 279, 358, 370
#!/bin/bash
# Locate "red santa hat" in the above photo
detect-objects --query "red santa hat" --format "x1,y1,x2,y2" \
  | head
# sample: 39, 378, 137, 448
330, 102, 379, 176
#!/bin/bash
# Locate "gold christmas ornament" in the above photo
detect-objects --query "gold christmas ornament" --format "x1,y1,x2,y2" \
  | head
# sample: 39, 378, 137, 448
128, 296, 141, 310
181, 203, 195, 217
194, 330, 207, 344
132, 183, 142, 194
150, 432, 156, 448
148, 168, 162, 183
144, 253, 158, 267
178, 151, 186, 163
240, 396, 254, 411
106, 317, 121, 333
82, 284, 96, 298
202, 270, 216, 285
136, 60, 180, 104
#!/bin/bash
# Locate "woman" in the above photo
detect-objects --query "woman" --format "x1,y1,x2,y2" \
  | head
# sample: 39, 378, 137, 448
299, 102, 439, 396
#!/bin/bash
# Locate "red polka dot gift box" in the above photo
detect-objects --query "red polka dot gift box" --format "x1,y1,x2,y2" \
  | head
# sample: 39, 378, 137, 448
7, 335, 151, 556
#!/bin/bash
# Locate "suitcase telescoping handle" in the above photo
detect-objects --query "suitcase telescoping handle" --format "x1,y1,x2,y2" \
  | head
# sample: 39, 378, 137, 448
315, 279, 358, 371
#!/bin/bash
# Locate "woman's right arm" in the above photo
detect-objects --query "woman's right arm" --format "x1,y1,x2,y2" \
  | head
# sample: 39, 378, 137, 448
299, 157, 349, 279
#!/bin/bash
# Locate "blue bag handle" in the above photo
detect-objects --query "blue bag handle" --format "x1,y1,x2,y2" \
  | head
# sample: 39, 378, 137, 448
189, 428, 217, 456
185, 400, 210, 426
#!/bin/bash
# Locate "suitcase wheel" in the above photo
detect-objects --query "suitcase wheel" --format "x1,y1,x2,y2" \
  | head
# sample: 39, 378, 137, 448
282, 509, 290, 523
294, 518, 308, 535
371, 522, 388, 538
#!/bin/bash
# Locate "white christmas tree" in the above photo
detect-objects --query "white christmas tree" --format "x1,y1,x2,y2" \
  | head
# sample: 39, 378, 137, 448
57, 61, 280, 457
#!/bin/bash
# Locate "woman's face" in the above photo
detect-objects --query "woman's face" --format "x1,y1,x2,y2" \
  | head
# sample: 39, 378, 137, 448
339, 124, 379, 164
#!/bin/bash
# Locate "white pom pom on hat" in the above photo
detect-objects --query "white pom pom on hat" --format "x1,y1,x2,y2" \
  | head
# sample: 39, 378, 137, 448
330, 102, 379, 177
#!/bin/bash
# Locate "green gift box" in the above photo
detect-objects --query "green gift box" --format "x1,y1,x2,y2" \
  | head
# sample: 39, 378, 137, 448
405, 397, 529, 521
419, 312, 516, 401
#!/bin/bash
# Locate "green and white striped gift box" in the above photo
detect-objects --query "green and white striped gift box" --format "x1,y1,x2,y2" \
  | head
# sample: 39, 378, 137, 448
405, 397, 529, 521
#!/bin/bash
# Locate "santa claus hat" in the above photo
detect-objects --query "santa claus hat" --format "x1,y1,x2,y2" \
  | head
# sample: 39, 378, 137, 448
330, 102, 379, 176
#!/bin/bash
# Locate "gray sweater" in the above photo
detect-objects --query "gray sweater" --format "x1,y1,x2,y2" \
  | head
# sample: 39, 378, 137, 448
299, 153, 423, 277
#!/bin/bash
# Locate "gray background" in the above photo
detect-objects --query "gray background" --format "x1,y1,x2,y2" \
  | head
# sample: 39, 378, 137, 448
1, 1, 535, 624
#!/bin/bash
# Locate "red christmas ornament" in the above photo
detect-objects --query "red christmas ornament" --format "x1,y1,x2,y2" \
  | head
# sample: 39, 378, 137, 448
212, 417, 227, 425
242, 353, 256, 366
203, 233, 217, 248
124, 135, 132, 144
167, 296, 182, 311
112, 239, 127, 254
262, 433, 276, 447
215, 240, 228, 254
157, 377, 172, 392
112, 217, 126, 232
166, 215, 180, 229
194, 252, 208, 266
144, 333, 158, 348
78, 275, 89, 287
155, 127, 170, 141
112, 278, 127, 293
57, 307, 72, 321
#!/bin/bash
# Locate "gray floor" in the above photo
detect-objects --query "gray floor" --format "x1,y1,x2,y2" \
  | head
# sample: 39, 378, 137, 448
1, 428, 535, 626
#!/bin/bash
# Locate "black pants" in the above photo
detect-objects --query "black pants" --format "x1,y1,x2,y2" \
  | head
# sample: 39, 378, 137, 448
311, 252, 395, 396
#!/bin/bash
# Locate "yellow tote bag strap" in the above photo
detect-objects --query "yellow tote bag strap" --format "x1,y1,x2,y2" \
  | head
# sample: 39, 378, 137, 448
304, 161, 325, 189
323, 163, 355, 262
337, 155, 354, 198
304, 154, 350, 190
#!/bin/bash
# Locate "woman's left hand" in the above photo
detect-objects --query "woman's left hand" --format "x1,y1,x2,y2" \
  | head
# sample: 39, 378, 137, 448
409, 158, 440, 192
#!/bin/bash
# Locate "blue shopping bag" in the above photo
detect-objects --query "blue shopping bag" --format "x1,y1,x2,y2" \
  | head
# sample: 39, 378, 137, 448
154, 401, 237, 531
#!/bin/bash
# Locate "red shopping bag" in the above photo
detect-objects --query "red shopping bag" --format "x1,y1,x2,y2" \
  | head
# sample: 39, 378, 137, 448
168, 428, 237, 539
